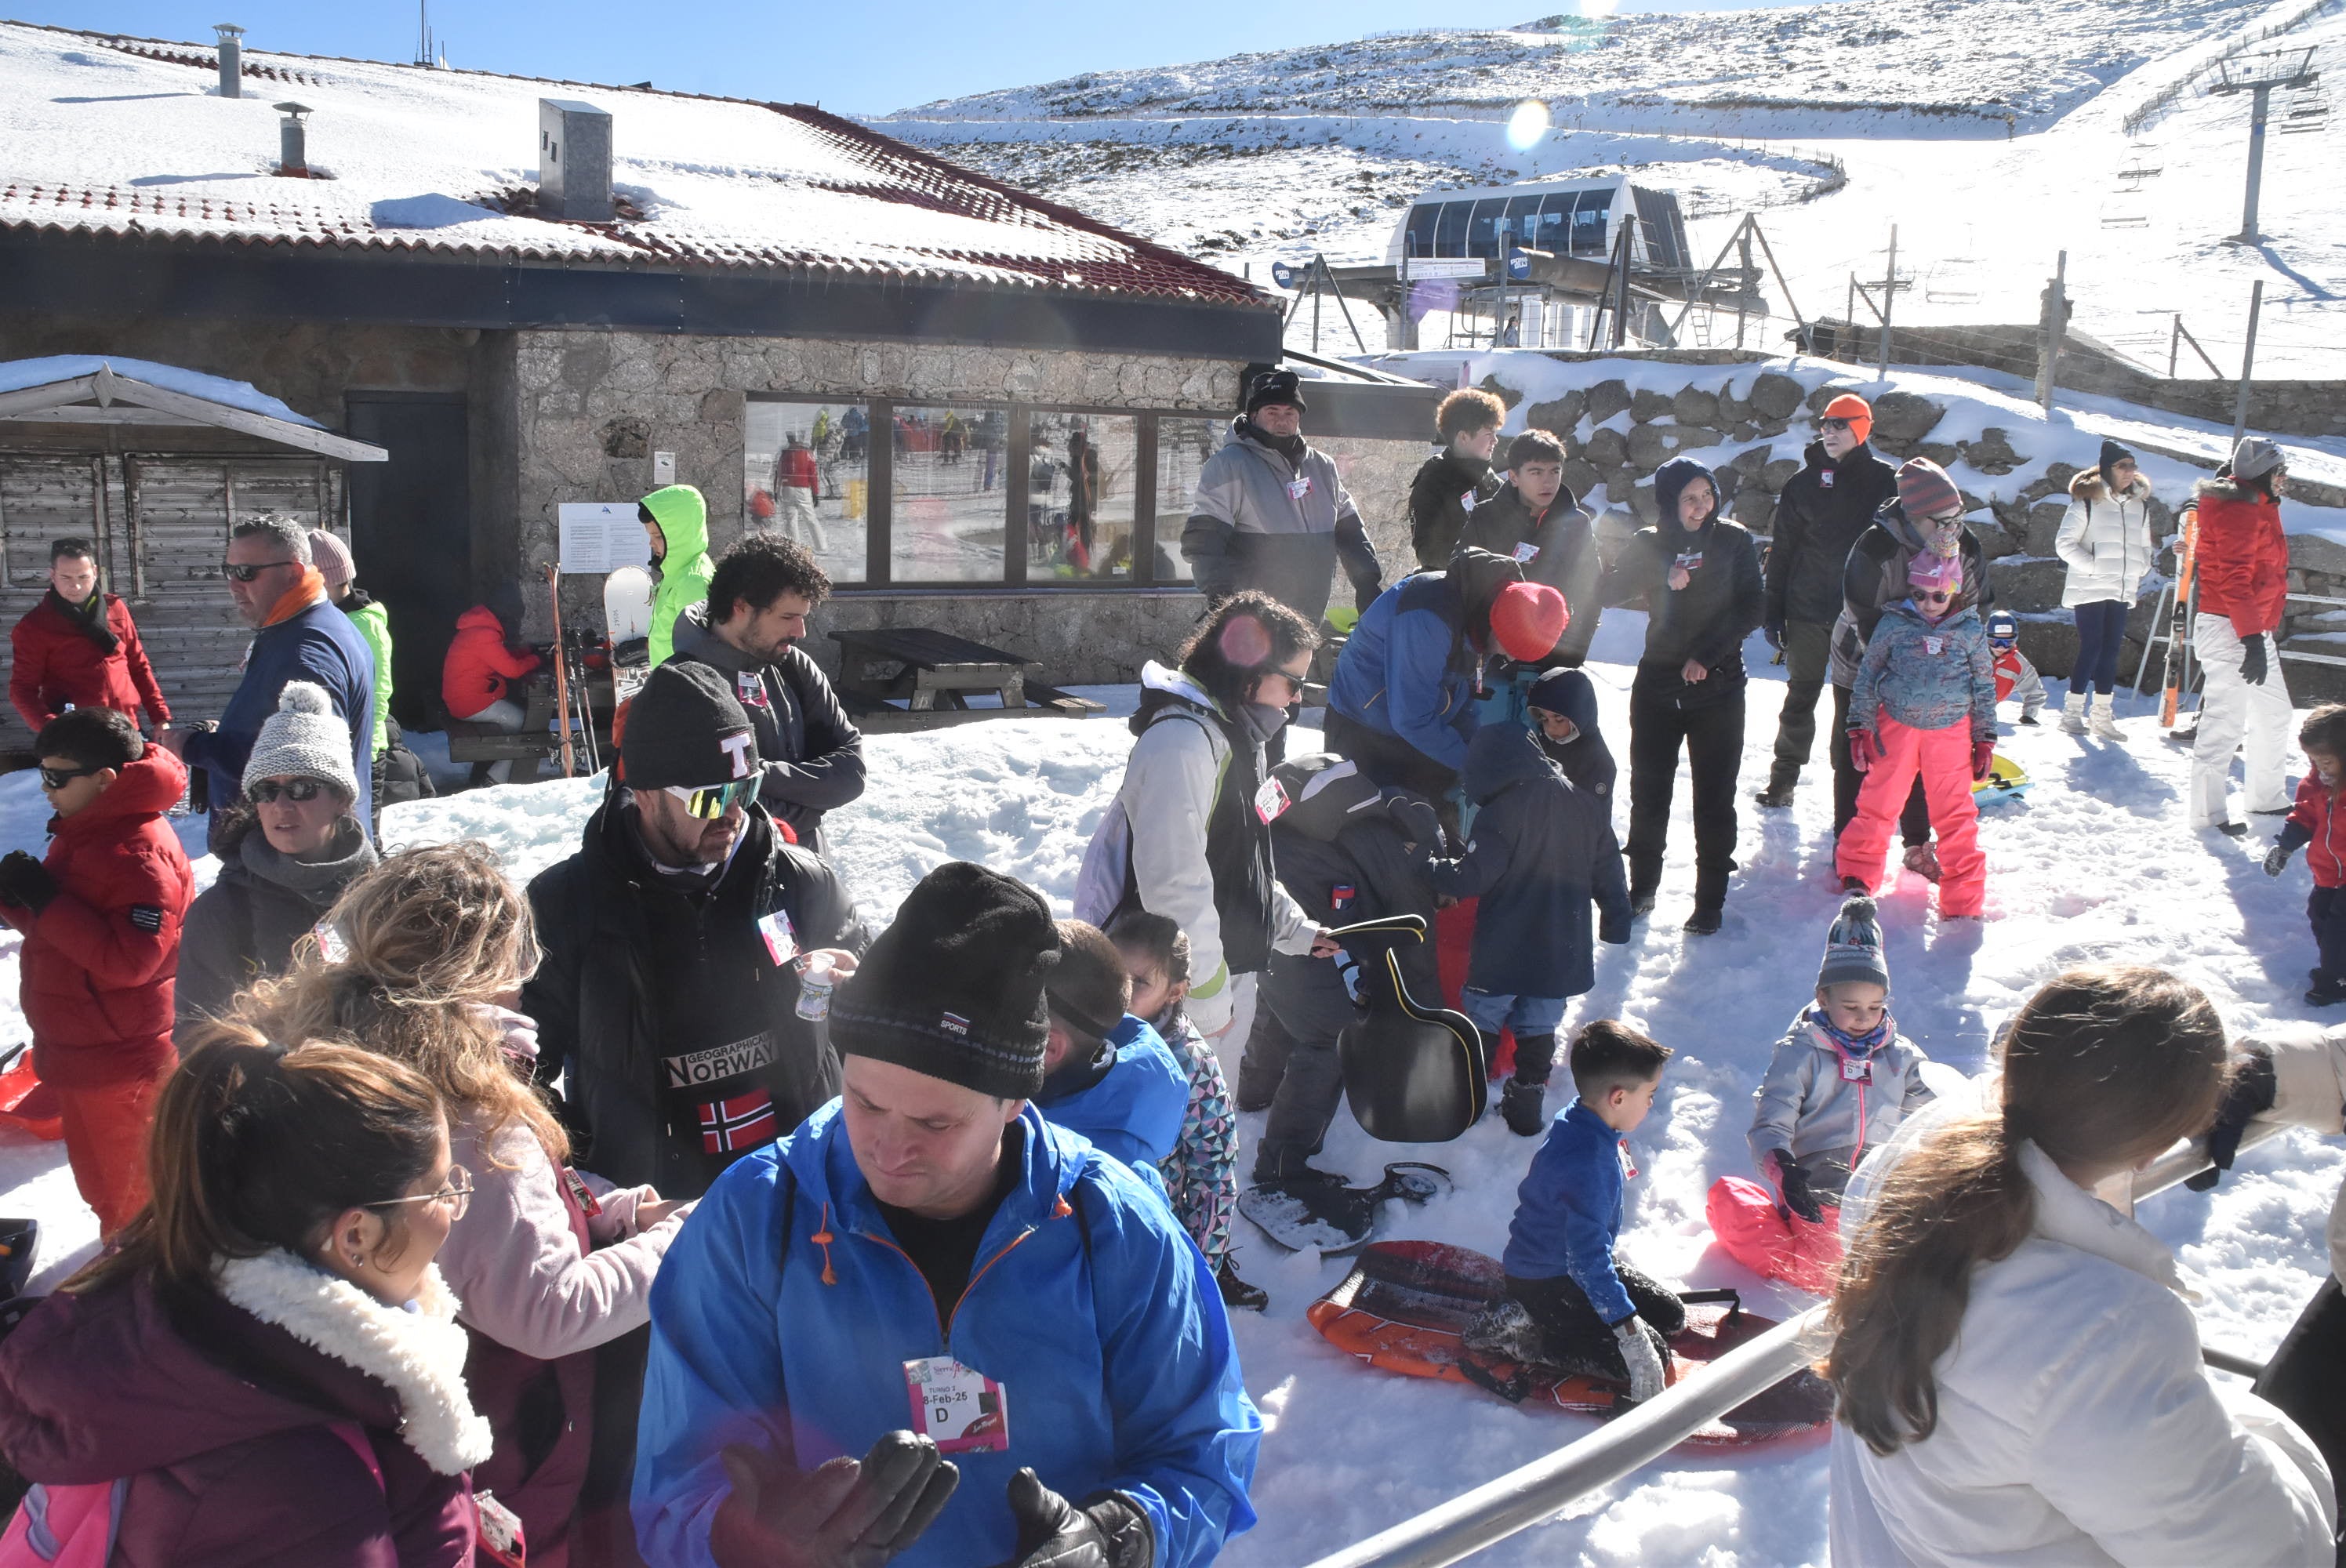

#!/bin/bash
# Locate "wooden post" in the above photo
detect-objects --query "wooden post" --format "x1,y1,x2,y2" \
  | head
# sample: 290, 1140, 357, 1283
1876, 225, 1898, 379
2036, 250, 2066, 411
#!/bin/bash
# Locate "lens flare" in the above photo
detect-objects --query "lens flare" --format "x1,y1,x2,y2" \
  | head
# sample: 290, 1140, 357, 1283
1505, 100, 1550, 152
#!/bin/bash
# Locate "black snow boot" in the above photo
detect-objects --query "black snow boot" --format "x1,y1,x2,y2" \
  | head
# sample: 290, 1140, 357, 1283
1252, 1142, 1344, 1188
1683, 906, 1723, 936
2310, 972, 2346, 1008
1217, 1254, 1269, 1312
1501, 1078, 1549, 1136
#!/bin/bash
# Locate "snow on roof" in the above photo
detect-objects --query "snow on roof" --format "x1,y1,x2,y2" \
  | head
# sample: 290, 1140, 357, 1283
0, 354, 323, 428
0, 22, 1266, 309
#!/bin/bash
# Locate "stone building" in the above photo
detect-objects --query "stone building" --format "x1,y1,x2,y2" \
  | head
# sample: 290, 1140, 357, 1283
0, 20, 1436, 734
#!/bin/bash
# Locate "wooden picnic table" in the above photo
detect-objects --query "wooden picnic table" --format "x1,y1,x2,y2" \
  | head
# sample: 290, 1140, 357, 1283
829, 625, 1103, 728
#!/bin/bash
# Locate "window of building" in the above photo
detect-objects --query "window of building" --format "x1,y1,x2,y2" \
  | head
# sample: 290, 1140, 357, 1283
1433, 200, 1471, 258
1027, 412, 1138, 583
1156, 416, 1228, 583
1402, 203, 1440, 260
743, 398, 869, 585
889, 405, 1008, 585
1465, 198, 1508, 260
1570, 192, 1612, 256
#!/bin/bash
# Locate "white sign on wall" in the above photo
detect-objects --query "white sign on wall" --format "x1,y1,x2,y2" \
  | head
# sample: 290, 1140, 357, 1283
652, 450, 676, 485
557, 501, 641, 575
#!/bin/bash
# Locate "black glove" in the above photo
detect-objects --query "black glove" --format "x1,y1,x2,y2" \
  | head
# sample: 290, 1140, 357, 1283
2267, 842, 2298, 877
2186, 1046, 2278, 1192
0, 852, 56, 915
1774, 1150, 1824, 1224
1391, 796, 1443, 857
1763, 619, 1785, 653
710, 1431, 959, 1568
985, 1470, 1153, 1568
2241, 633, 2268, 687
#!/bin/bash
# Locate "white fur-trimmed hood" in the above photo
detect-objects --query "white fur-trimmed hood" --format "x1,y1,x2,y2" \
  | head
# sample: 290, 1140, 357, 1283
215, 1250, 492, 1476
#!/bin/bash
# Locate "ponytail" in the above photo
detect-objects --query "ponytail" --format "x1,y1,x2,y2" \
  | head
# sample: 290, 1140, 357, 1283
66, 1025, 445, 1298
1826, 964, 2228, 1455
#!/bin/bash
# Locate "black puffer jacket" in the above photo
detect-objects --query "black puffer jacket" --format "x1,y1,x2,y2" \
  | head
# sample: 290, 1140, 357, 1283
1600, 459, 1765, 706
1408, 450, 1504, 570
1456, 482, 1602, 666
1766, 441, 1899, 629
1266, 753, 1441, 1000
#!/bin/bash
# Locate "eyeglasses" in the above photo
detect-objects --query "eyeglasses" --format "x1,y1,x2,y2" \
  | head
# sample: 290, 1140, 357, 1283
1913, 589, 1954, 603
38, 763, 102, 790
249, 778, 332, 804
1819, 417, 1854, 432
364, 1165, 473, 1221
664, 779, 760, 819
220, 559, 298, 583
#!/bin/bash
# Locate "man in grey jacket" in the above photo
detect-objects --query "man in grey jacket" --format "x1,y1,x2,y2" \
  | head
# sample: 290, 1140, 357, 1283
667, 535, 866, 857
1182, 369, 1385, 626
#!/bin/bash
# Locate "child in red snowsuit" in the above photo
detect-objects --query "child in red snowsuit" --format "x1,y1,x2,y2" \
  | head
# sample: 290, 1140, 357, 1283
2267, 705, 2346, 1006
0, 708, 193, 1234
1836, 550, 1997, 917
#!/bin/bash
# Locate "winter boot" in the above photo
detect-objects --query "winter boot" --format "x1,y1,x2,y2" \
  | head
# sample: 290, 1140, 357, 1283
2088, 692, 2124, 742
1683, 906, 1723, 936
1629, 883, 1658, 916
2310, 972, 2346, 1008
1501, 1078, 1549, 1137
1217, 1254, 1269, 1312
1251, 1142, 1343, 1188
1902, 842, 1942, 883
2060, 691, 2088, 735
1753, 768, 1798, 809
1462, 1297, 1547, 1364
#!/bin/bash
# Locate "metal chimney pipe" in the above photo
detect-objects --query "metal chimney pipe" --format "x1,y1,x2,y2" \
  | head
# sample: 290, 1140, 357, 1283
274, 101, 310, 176
213, 22, 244, 98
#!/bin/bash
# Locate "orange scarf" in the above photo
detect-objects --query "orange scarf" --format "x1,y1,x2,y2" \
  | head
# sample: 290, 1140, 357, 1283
262, 566, 328, 628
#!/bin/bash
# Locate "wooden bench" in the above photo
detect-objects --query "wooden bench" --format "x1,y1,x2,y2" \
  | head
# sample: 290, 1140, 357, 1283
830, 626, 1102, 731
444, 679, 562, 764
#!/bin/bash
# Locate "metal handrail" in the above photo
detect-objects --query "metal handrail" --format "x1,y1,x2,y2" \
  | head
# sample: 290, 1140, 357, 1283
1302, 1120, 2294, 1568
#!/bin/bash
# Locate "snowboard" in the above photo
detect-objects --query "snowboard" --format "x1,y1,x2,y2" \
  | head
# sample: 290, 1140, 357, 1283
1973, 753, 2031, 806
1238, 1163, 1453, 1256
604, 565, 656, 709
1306, 1240, 1833, 1447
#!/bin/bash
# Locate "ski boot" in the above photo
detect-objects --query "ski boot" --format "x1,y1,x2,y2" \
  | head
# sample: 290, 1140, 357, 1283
1902, 843, 1941, 883
1217, 1254, 1269, 1312
1500, 1077, 1549, 1137
2310, 971, 2346, 1008
2060, 692, 2088, 735
2087, 693, 2124, 742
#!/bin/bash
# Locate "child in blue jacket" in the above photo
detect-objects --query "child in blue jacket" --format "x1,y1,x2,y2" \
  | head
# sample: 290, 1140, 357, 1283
1035, 920, 1191, 1179
1423, 724, 1631, 1135
1465, 1022, 1684, 1403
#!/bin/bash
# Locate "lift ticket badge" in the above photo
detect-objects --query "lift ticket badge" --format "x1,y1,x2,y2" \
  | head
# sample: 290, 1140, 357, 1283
757, 909, 799, 967
1254, 775, 1291, 825
903, 1356, 1010, 1454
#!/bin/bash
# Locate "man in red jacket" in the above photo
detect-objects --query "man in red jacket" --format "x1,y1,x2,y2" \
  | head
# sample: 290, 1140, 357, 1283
0, 707, 194, 1235
8, 538, 172, 738
2189, 437, 2295, 834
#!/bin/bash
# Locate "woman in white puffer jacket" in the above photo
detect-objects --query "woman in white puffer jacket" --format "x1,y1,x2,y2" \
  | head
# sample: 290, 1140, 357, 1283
2054, 440, 2159, 741
1825, 964, 2336, 1568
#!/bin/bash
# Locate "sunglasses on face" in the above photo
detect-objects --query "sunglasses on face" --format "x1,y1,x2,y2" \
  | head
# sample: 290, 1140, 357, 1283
1914, 589, 1954, 604
38, 763, 101, 790
1819, 418, 1854, 432
664, 779, 760, 819
249, 778, 332, 805
220, 559, 298, 583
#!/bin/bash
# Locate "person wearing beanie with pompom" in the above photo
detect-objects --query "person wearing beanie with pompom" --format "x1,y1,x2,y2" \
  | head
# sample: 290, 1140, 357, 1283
636, 861, 1263, 1568
2054, 440, 2157, 740
1597, 456, 1765, 934
174, 681, 379, 1051
1705, 894, 1934, 1294
1825, 456, 1996, 879
1756, 394, 1899, 808
1837, 550, 1998, 917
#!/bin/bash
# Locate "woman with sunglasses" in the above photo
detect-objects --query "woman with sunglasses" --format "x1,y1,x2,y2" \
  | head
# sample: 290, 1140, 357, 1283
1836, 550, 1997, 918
0, 1029, 495, 1566
245, 842, 693, 1567
174, 681, 379, 1051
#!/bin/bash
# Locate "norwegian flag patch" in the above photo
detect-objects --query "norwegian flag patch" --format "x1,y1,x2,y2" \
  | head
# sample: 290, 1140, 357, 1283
699, 1090, 777, 1155
127, 905, 163, 934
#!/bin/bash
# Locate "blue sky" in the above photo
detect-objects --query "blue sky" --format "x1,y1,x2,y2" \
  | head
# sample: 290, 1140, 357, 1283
20, 0, 1798, 116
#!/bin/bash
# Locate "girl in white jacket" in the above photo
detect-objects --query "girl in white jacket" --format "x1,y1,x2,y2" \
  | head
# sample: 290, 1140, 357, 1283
2054, 441, 2158, 741
1826, 964, 2336, 1567
244, 842, 691, 1568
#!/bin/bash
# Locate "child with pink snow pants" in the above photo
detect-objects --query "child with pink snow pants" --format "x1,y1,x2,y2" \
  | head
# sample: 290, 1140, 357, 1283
1836, 550, 1997, 917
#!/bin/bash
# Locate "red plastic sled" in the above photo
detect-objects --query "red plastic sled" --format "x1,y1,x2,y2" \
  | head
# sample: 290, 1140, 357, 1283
0, 1046, 63, 1142
1306, 1240, 1832, 1447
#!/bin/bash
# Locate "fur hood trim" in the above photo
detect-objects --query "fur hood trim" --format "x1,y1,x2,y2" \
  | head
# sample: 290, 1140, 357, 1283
2197, 475, 2263, 505
2070, 469, 2151, 504
216, 1250, 492, 1476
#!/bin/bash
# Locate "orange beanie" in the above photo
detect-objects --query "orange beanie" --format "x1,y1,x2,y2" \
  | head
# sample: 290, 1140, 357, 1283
1823, 394, 1873, 446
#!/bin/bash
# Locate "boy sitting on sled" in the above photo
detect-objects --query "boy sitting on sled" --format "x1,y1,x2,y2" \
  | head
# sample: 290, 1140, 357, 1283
1706, 895, 1934, 1294
1465, 1022, 1683, 1403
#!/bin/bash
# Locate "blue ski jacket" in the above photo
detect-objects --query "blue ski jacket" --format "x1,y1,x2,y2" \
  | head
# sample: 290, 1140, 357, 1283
181, 594, 375, 844
1326, 570, 1481, 772
632, 1101, 1261, 1568
1502, 1099, 1635, 1323
1038, 1013, 1192, 1173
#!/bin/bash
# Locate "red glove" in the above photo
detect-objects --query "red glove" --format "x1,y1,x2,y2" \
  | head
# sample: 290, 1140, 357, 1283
1972, 740, 1996, 782
1847, 730, 1877, 773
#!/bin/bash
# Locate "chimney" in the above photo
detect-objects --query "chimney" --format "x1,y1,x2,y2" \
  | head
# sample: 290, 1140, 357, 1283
538, 99, 612, 223
274, 101, 310, 176
213, 22, 244, 98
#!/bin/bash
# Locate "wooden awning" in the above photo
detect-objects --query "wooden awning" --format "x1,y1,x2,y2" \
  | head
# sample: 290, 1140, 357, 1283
0, 362, 387, 463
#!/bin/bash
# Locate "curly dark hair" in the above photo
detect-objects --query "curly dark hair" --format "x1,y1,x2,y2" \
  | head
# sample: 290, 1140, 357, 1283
709, 534, 832, 622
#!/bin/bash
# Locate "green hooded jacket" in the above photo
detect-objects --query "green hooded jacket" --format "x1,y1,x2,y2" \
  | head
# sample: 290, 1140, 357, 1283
345, 596, 394, 757
641, 484, 716, 669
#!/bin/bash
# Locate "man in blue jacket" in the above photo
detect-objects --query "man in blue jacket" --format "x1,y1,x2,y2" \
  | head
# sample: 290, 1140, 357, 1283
1035, 920, 1190, 1177
634, 861, 1260, 1568
159, 515, 374, 850
1323, 547, 1565, 804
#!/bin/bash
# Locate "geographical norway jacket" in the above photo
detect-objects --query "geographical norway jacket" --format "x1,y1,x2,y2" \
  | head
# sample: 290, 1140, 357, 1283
642, 484, 717, 670
1407, 448, 1503, 570
1745, 1007, 1933, 1206
0, 746, 193, 1089
2055, 470, 2158, 609
631, 1102, 1262, 1568
522, 795, 865, 1197
1849, 601, 1998, 741
1181, 417, 1382, 621
1037, 1013, 1192, 1173
668, 605, 868, 850
8, 590, 171, 733
1766, 441, 1900, 629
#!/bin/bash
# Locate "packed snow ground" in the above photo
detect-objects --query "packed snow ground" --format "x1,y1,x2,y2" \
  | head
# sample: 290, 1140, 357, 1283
0, 627, 2338, 1563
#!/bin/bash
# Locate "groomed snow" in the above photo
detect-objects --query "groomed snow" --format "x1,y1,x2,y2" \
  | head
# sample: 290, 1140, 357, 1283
0, 638, 2335, 1565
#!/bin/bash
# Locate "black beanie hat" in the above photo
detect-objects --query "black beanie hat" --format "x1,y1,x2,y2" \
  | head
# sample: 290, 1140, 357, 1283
2099, 438, 2137, 488
832, 862, 1062, 1100
1245, 368, 1307, 418
621, 661, 759, 792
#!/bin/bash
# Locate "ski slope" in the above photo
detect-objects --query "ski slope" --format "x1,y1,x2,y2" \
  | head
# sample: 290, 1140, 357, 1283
0, 639, 2337, 1565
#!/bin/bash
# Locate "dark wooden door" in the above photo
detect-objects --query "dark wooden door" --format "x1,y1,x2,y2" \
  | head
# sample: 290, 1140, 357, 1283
346, 395, 470, 731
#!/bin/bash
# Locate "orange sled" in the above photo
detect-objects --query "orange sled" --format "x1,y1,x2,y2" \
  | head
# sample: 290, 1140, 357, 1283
0, 1046, 63, 1142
